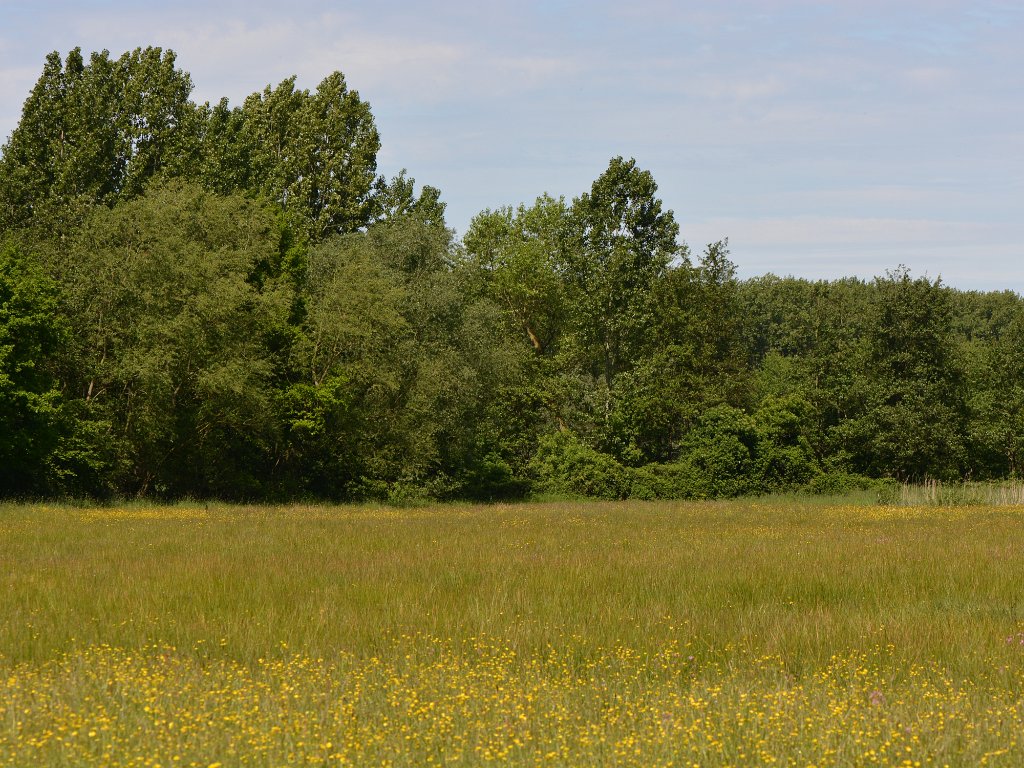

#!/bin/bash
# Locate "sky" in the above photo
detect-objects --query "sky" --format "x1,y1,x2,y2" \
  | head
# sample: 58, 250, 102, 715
1, 1, 1022, 290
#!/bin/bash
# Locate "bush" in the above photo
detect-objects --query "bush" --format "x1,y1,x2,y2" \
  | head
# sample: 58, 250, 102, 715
752, 396, 819, 492
675, 406, 757, 498
0, 244, 67, 495
460, 453, 532, 501
530, 431, 631, 500
629, 462, 701, 500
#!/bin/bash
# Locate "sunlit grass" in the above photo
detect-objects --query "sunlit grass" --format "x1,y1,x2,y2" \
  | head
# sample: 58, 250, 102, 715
895, 479, 1024, 507
2, 498, 1024, 765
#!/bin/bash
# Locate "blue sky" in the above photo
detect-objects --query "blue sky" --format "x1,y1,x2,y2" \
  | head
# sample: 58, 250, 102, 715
1, 1, 1022, 289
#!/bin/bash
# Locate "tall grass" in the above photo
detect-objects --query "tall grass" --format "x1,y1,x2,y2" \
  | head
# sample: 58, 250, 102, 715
2, 498, 1024, 765
895, 478, 1024, 506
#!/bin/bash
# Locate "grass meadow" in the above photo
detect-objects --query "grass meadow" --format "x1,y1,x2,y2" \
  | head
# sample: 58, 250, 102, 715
2, 497, 1024, 766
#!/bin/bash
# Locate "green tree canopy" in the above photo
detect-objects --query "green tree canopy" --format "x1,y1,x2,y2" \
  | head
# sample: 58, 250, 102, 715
0, 244, 66, 493
49, 182, 291, 497
203, 72, 381, 240
837, 269, 968, 480
564, 157, 681, 386
0, 47, 199, 234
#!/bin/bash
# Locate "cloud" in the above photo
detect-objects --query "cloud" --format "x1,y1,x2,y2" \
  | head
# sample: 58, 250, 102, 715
53, 7, 470, 106
900, 66, 957, 90
0, 65, 37, 142
1, 0, 1021, 290
681, 215, 1020, 289
695, 215, 988, 249
672, 73, 787, 104
492, 54, 587, 87
59, 6, 596, 113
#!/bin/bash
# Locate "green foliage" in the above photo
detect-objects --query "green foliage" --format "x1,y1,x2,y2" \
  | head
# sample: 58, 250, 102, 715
956, 291, 1024, 477
752, 395, 819, 491
463, 195, 571, 357
3, 46, 1023, 501
835, 269, 967, 481
371, 170, 447, 230
530, 431, 632, 500
0, 48, 200, 235
1, 47, 387, 249
48, 182, 290, 497
563, 157, 680, 385
0, 245, 66, 493
225, 72, 381, 239
606, 239, 747, 465
278, 233, 409, 496
602, 348, 701, 465
676, 405, 757, 497
625, 461, 698, 500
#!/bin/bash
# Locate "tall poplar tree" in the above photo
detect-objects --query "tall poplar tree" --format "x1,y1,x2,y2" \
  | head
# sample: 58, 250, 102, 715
564, 157, 680, 387
204, 72, 381, 240
0, 47, 199, 234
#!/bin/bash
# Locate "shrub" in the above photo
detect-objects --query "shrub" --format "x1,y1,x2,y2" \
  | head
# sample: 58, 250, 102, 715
530, 431, 631, 500
629, 462, 701, 500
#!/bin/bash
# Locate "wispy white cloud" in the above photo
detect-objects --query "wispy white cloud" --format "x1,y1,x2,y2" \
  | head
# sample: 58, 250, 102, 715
683, 215, 1019, 288
0, 0, 1021, 289
63, 7, 590, 110
63, 10, 473, 105
492, 54, 587, 87
899, 66, 958, 90
697, 216, 988, 249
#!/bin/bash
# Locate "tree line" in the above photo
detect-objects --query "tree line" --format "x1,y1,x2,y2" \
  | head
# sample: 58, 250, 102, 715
2, 47, 1022, 501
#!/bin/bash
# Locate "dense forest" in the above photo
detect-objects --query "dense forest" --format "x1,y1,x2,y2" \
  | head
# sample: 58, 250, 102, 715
2, 47, 1023, 501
